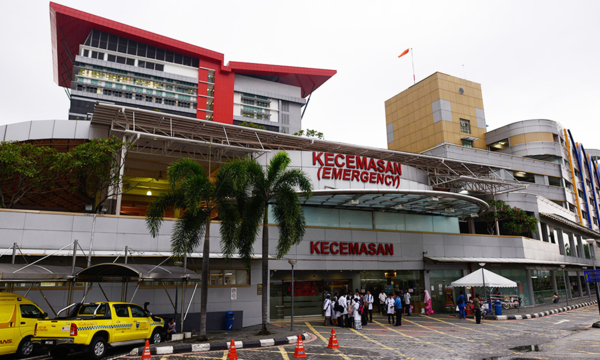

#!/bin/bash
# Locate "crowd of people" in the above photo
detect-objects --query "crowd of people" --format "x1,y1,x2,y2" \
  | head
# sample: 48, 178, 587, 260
322, 288, 423, 330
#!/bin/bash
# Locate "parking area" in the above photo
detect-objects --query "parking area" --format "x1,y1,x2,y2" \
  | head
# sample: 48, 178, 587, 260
124, 305, 600, 360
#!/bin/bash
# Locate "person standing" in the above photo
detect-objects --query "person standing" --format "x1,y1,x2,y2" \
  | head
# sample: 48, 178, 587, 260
404, 290, 411, 316
424, 290, 435, 315
379, 289, 387, 315
323, 294, 332, 326
331, 296, 339, 326
338, 293, 347, 328
394, 292, 403, 326
474, 293, 482, 324
365, 290, 374, 322
457, 290, 466, 320
346, 295, 353, 328
385, 294, 395, 324
353, 297, 362, 329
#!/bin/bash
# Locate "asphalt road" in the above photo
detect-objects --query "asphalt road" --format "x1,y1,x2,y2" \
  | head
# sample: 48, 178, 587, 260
117, 305, 600, 360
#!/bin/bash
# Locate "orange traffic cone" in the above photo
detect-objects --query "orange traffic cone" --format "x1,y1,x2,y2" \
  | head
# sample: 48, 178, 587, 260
227, 339, 238, 360
327, 328, 340, 349
293, 334, 307, 358
141, 339, 152, 359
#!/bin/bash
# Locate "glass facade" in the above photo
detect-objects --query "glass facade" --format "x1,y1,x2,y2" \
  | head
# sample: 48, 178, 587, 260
531, 270, 553, 304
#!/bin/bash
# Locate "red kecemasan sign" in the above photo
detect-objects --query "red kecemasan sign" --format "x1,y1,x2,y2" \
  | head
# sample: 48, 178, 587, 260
312, 152, 402, 188
310, 241, 394, 256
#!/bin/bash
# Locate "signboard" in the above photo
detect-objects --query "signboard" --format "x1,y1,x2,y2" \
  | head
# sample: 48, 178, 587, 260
257, 284, 262, 295
231, 288, 237, 300
310, 241, 394, 256
584, 270, 600, 283
312, 152, 402, 188
286, 281, 320, 297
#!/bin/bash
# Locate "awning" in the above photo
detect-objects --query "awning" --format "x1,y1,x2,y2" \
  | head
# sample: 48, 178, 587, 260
451, 268, 517, 288
297, 189, 487, 217
426, 256, 592, 267
76, 263, 201, 282
540, 213, 600, 239
0, 264, 81, 282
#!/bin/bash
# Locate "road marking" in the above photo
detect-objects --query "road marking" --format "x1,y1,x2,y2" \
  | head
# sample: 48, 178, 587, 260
346, 322, 412, 358
304, 322, 351, 360
554, 320, 570, 324
402, 317, 475, 342
221, 350, 228, 360
278, 346, 290, 360
420, 314, 479, 331
372, 320, 452, 353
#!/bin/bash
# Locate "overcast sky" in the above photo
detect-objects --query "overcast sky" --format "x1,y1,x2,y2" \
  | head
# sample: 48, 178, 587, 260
1, 0, 599, 149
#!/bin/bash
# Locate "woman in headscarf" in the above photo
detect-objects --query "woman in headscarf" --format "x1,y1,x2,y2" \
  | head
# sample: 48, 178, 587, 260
353, 296, 362, 329
323, 294, 333, 326
331, 296, 339, 326
424, 290, 435, 315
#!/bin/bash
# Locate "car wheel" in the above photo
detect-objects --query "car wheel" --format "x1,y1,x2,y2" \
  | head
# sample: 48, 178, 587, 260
16, 336, 34, 358
50, 348, 70, 359
151, 329, 162, 344
88, 336, 107, 360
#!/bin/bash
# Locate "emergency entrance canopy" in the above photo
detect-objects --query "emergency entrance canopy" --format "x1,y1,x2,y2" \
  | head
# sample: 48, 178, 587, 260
450, 268, 517, 288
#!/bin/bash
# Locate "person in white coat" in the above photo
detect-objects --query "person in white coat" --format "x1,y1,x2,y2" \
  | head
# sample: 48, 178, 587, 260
323, 294, 333, 325
385, 294, 396, 324
378, 289, 387, 315
352, 297, 362, 329
365, 290, 374, 322
338, 293, 348, 328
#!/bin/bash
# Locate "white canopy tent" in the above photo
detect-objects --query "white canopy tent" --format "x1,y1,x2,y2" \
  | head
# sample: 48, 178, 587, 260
451, 268, 517, 288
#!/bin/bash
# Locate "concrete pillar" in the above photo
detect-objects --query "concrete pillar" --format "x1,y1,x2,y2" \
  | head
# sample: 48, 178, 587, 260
467, 218, 476, 234
551, 270, 558, 294
527, 269, 536, 306
424, 270, 431, 298
556, 228, 565, 256
576, 271, 583, 298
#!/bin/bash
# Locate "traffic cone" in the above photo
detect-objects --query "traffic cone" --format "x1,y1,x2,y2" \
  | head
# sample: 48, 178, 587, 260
292, 334, 307, 358
327, 328, 340, 349
227, 339, 238, 360
141, 339, 152, 359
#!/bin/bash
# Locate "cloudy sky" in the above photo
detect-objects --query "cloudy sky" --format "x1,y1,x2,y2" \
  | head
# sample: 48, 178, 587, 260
1, 0, 599, 149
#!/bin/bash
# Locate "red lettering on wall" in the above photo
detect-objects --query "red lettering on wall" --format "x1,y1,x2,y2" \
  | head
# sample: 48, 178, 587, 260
368, 243, 377, 255
343, 169, 351, 181
351, 170, 360, 182
394, 163, 402, 176
324, 153, 334, 166
347, 155, 355, 169
369, 172, 377, 183
321, 241, 330, 254
332, 168, 344, 180
313, 152, 324, 166
349, 243, 360, 255
376, 243, 385, 255
356, 156, 367, 170
322, 167, 331, 179
385, 244, 394, 255
340, 242, 348, 255
368, 158, 377, 171
330, 242, 339, 254
334, 154, 345, 167
386, 161, 395, 174
360, 171, 369, 182
377, 159, 385, 172
310, 241, 320, 254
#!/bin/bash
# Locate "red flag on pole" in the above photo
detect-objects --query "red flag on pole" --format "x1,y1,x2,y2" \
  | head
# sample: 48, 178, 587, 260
398, 49, 409, 58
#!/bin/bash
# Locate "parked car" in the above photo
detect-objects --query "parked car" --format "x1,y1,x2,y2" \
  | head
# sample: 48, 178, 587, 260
0, 291, 48, 358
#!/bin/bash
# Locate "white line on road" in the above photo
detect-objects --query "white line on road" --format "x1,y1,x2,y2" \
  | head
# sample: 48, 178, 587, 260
554, 320, 570, 324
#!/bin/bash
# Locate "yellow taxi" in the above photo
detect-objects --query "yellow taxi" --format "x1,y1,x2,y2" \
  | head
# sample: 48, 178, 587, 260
0, 291, 48, 358
32, 301, 165, 359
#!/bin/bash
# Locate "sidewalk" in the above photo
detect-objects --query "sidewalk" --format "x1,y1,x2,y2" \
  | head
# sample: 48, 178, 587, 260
501, 296, 597, 316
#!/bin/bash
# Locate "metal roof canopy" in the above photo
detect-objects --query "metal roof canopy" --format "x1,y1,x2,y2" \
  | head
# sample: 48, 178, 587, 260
425, 256, 593, 267
0, 264, 81, 282
540, 213, 600, 239
297, 189, 488, 217
91, 103, 518, 187
76, 263, 201, 282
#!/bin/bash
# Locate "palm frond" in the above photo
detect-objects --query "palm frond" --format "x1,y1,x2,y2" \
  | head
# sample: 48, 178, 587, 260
167, 158, 206, 188
271, 184, 305, 258
266, 151, 291, 186
273, 168, 313, 198
145, 189, 186, 237
171, 208, 208, 259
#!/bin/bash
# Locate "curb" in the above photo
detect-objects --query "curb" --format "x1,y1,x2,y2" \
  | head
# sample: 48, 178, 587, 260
483, 300, 597, 320
129, 332, 310, 356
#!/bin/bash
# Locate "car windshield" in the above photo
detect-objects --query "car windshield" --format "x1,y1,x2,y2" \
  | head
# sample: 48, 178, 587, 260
75, 304, 106, 316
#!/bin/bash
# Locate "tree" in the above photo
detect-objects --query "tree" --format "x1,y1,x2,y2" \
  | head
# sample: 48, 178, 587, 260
480, 200, 538, 236
293, 129, 324, 139
239, 121, 266, 130
219, 151, 312, 335
146, 158, 234, 341
0, 141, 62, 209
61, 137, 130, 213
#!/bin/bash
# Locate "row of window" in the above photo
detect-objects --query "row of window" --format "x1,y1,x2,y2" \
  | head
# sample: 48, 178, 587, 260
84, 29, 200, 68
541, 222, 592, 259
77, 67, 196, 94
76, 84, 195, 109
82, 48, 166, 72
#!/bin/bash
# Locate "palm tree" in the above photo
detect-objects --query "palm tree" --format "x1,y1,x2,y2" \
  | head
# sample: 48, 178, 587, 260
219, 151, 312, 335
146, 158, 226, 341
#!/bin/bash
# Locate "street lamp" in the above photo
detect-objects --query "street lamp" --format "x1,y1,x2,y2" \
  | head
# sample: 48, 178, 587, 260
288, 259, 297, 332
479, 263, 487, 309
560, 265, 569, 306
583, 267, 591, 301
585, 239, 600, 318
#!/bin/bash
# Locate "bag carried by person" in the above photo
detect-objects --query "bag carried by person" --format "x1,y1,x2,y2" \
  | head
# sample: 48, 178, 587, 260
358, 303, 364, 315
347, 304, 354, 316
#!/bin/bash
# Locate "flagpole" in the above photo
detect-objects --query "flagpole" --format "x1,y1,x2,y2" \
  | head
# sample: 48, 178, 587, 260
410, 48, 415, 84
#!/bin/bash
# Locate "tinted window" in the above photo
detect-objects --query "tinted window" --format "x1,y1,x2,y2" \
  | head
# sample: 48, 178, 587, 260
113, 304, 130, 318
20, 304, 45, 319
129, 305, 147, 318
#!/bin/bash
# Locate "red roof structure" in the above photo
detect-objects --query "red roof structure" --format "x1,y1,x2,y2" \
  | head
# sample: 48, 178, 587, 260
49, 2, 335, 98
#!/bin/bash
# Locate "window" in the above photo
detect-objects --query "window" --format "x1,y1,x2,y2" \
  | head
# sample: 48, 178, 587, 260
135, 94, 143, 101
155, 98, 162, 104
83, 49, 89, 57
461, 139, 473, 148
177, 101, 190, 108
145, 96, 153, 102
129, 305, 147, 318
124, 93, 133, 99
210, 270, 250, 285
20, 304, 45, 319
460, 119, 471, 134
104, 89, 112, 96
548, 176, 562, 187
578, 189, 584, 198
281, 101, 289, 112
113, 304, 130, 317
107, 54, 116, 62
164, 99, 175, 106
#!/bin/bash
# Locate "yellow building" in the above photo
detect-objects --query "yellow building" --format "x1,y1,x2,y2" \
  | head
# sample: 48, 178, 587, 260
385, 72, 487, 153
